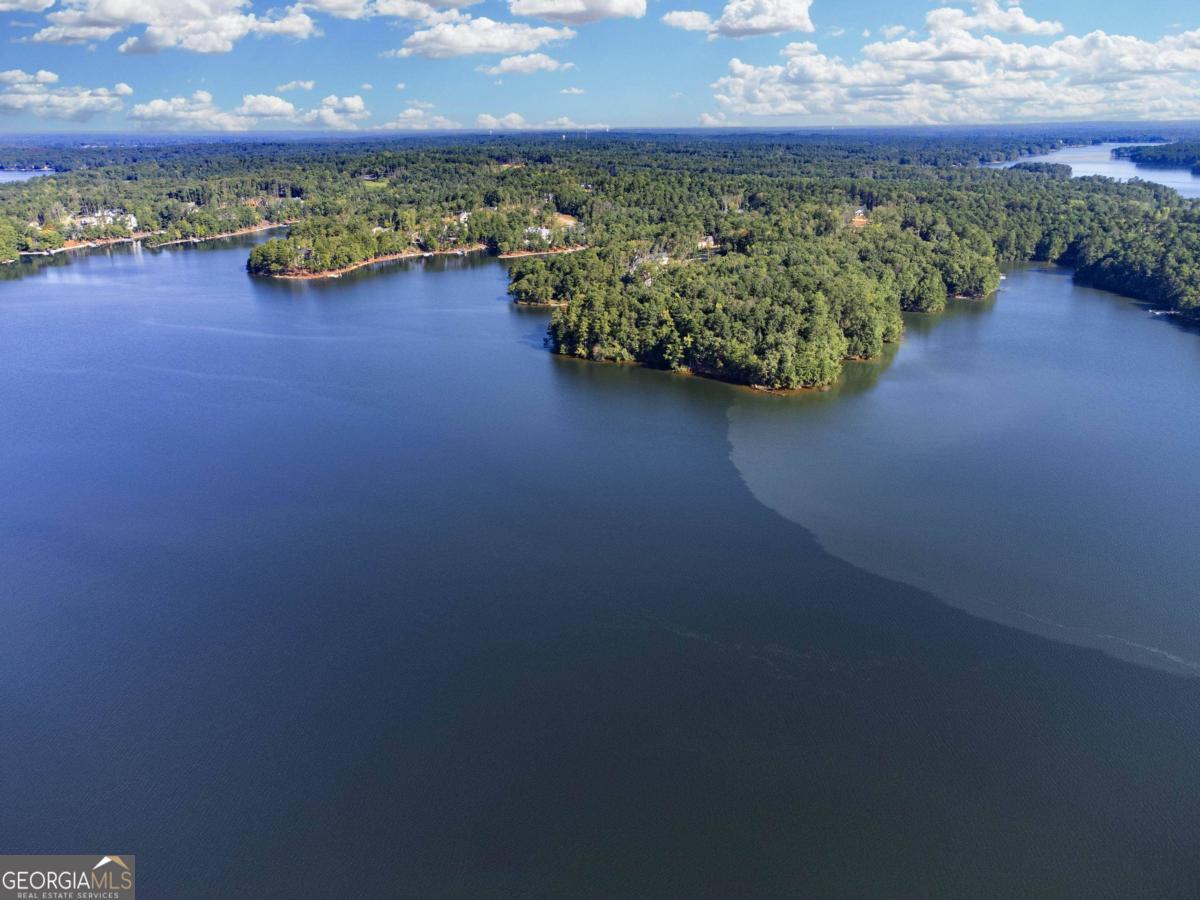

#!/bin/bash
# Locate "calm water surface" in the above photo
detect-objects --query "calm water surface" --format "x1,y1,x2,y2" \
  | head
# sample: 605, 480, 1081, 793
994, 141, 1200, 198
1, 239, 1199, 896
731, 266, 1200, 674
0, 170, 47, 183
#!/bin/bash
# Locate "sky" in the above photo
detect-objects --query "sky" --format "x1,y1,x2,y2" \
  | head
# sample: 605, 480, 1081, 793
0, 0, 1199, 132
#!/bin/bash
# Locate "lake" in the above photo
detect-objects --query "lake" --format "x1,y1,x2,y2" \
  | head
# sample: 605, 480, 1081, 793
1, 239, 1198, 896
0, 170, 47, 183
993, 141, 1200, 198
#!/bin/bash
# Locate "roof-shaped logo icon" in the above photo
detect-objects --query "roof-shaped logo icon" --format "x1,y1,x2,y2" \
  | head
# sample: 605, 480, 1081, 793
93, 856, 130, 872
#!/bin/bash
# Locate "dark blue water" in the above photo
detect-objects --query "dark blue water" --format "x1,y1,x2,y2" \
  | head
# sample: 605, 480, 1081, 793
2, 239, 1199, 896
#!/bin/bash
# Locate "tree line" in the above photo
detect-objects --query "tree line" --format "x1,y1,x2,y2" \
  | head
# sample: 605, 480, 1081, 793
2, 129, 1199, 390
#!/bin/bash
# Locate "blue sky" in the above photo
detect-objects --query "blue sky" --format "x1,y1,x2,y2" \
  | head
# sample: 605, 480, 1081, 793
1, 0, 1199, 131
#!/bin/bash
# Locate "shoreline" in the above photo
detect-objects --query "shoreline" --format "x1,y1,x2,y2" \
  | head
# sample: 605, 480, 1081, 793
18, 222, 291, 258
548, 349, 847, 396
266, 243, 490, 279
267, 243, 590, 280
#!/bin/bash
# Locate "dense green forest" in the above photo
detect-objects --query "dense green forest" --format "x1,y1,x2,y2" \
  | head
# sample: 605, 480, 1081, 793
2, 127, 1199, 388
1114, 142, 1200, 175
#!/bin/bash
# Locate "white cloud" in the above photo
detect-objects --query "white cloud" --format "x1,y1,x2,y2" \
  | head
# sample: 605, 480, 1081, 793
709, 12, 1200, 124
927, 0, 1061, 37
394, 16, 574, 57
664, 0, 812, 38
299, 0, 372, 18
128, 89, 373, 130
298, 93, 370, 128
129, 90, 252, 129
0, 0, 53, 10
0, 68, 59, 84
235, 93, 297, 117
378, 105, 461, 128
661, 10, 710, 31
31, 0, 317, 53
361, 82, 374, 89
477, 111, 528, 128
560, 86, 584, 94
253, 6, 318, 39
395, 82, 407, 90
880, 24, 906, 40
476, 111, 606, 128
478, 52, 573, 74
507, 0, 644, 25
277, 80, 316, 92
541, 115, 606, 128
0, 71, 129, 121
300, 0, 476, 23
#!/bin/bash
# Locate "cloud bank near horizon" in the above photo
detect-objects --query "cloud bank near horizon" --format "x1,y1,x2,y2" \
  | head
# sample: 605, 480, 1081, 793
1, 0, 1199, 130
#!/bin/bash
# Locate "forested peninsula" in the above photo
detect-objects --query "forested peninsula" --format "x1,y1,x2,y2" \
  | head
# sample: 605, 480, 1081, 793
1114, 142, 1200, 175
2, 127, 1199, 390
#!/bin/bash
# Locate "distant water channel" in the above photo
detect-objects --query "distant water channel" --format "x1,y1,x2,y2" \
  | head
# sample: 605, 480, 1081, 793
1, 236, 1198, 895
0, 170, 48, 183
993, 141, 1200, 198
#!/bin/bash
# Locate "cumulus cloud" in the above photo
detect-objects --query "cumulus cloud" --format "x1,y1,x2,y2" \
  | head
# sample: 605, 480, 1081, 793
478, 52, 573, 74
253, 6, 318, 38
0, 68, 59, 84
129, 90, 252, 129
0, 70, 129, 121
378, 105, 461, 129
477, 111, 528, 129
507, 0, 644, 25
235, 93, 297, 117
708, 7, 1200, 124
663, 0, 813, 38
541, 115, 605, 128
661, 10, 710, 31
927, 0, 1061, 36
476, 111, 606, 129
299, 93, 370, 128
560, 86, 584, 94
129, 90, 372, 130
393, 16, 574, 57
301, 0, 476, 23
277, 80, 316, 92
0, 0, 53, 10
31, 0, 317, 53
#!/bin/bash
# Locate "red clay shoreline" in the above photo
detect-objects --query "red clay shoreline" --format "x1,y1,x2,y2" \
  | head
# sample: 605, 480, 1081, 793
17, 221, 293, 257
268, 243, 589, 280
